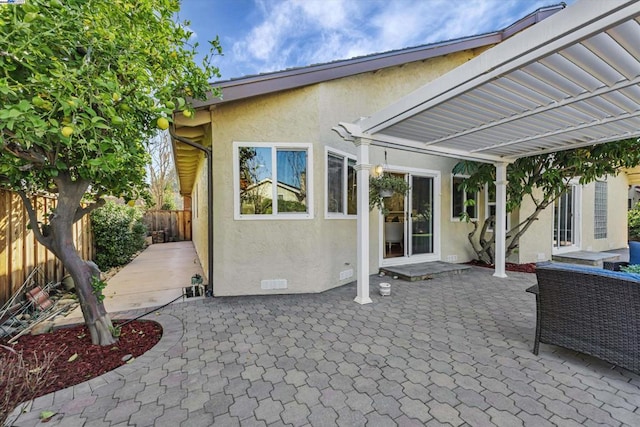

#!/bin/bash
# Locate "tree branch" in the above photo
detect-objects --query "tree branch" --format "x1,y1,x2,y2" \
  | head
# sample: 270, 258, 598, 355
0, 50, 21, 63
73, 197, 106, 223
16, 190, 53, 249
1, 132, 47, 165
505, 202, 550, 257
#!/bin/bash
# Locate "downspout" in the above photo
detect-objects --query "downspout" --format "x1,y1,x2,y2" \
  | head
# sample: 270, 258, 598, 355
169, 128, 215, 296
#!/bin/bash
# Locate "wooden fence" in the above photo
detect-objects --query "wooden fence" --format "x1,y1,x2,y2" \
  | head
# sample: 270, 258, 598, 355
143, 210, 191, 243
0, 189, 93, 307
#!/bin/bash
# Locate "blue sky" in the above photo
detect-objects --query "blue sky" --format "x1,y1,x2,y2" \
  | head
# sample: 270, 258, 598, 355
179, 0, 575, 81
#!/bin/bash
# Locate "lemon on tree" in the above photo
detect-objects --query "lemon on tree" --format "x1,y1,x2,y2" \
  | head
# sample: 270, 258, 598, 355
182, 109, 192, 118
61, 126, 74, 137
157, 117, 169, 130
32, 96, 45, 107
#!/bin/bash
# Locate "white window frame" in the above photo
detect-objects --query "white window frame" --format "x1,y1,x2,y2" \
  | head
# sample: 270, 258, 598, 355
485, 185, 510, 232
233, 141, 314, 220
377, 165, 441, 267
451, 174, 478, 221
325, 147, 357, 219
552, 179, 582, 254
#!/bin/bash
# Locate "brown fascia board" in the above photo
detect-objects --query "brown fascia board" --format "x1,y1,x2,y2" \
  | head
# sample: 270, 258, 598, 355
193, 3, 565, 109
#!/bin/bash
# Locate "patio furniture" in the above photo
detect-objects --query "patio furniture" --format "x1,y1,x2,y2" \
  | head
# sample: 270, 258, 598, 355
631, 241, 640, 264
604, 241, 640, 271
528, 262, 640, 374
603, 260, 629, 271
384, 222, 403, 252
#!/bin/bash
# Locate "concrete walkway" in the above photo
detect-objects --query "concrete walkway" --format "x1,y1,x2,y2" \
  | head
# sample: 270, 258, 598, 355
55, 242, 205, 326
9, 265, 640, 426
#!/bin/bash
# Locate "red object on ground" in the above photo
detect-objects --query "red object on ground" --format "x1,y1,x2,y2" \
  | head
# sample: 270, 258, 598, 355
26, 287, 53, 311
466, 260, 537, 274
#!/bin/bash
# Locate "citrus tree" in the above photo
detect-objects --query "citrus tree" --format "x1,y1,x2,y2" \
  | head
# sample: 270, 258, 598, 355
454, 139, 640, 264
0, 0, 220, 345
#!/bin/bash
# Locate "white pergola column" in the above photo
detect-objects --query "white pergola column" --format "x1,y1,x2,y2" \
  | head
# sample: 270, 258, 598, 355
354, 138, 373, 304
494, 162, 508, 278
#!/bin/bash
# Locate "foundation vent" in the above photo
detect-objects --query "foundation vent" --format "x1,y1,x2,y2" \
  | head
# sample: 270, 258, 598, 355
261, 279, 288, 290
340, 269, 354, 280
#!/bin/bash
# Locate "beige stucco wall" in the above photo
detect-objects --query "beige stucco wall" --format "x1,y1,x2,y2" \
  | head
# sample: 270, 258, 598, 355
193, 44, 632, 296
515, 188, 553, 264
516, 174, 629, 264
581, 174, 628, 252
190, 135, 210, 281
205, 50, 484, 296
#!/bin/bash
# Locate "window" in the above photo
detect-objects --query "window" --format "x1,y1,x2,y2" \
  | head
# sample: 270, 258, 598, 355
485, 184, 510, 232
451, 175, 477, 220
326, 149, 357, 217
234, 142, 313, 219
594, 181, 607, 239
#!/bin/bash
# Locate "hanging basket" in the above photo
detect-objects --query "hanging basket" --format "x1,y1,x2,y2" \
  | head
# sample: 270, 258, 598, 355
380, 189, 394, 198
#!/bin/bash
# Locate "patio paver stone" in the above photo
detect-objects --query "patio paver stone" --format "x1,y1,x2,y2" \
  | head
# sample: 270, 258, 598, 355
8, 266, 640, 426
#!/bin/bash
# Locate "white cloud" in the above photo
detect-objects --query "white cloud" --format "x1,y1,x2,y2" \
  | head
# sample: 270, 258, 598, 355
227, 0, 570, 77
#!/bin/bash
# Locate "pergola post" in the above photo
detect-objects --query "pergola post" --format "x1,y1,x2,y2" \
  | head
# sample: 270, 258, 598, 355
494, 162, 508, 278
354, 137, 373, 304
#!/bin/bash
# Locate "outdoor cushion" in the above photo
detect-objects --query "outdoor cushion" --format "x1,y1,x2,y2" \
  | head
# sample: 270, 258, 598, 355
535, 261, 640, 283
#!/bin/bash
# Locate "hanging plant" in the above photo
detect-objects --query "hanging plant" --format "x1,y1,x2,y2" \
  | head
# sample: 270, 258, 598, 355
369, 173, 410, 214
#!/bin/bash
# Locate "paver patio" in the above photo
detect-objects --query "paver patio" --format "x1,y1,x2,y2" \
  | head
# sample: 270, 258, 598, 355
9, 266, 640, 426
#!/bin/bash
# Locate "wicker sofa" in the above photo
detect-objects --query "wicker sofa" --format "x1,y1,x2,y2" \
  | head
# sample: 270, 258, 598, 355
528, 262, 640, 373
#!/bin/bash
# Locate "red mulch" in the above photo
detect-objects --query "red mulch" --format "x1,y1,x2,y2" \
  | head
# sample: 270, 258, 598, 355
466, 259, 537, 273
0, 320, 162, 407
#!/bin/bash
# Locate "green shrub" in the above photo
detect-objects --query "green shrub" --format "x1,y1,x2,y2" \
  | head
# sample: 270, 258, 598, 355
91, 201, 147, 270
621, 264, 640, 274
629, 202, 640, 241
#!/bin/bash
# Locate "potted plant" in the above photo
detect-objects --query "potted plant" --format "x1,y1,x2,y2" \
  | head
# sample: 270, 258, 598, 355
369, 173, 410, 214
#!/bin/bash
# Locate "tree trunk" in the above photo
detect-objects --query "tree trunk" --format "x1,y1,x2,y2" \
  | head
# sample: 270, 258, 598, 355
472, 198, 553, 266
23, 173, 117, 345
58, 244, 116, 346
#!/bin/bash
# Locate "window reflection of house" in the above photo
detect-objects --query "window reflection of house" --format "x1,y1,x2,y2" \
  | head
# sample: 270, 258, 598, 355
241, 178, 306, 214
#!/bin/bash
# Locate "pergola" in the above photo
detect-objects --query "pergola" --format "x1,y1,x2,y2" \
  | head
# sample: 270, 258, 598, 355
334, 0, 640, 304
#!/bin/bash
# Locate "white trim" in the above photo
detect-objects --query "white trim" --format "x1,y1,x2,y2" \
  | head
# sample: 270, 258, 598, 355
233, 141, 314, 220
330, 2, 640, 165
359, 1, 640, 135
450, 174, 478, 222
334, 122, 509, 164
324, 147, 357, 220
485, 185, 510, 233
552, 180, 582, 254
493, 163, 508, 278
377, 165, 441, 267
354, 138, 373, 305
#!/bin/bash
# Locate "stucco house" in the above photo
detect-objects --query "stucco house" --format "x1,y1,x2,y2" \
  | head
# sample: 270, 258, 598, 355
171, 0, 640, 301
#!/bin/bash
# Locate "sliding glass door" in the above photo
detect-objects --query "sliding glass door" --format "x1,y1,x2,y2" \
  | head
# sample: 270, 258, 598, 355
382, 173, 435, 261
553, 184, 580, 251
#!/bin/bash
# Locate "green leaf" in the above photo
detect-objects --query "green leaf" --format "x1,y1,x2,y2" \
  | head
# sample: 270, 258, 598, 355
39, 411, 56, 420
24, 13, 39, 23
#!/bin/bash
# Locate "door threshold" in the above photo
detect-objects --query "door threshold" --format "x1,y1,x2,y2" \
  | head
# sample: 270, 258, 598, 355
380, 261, 470, 281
